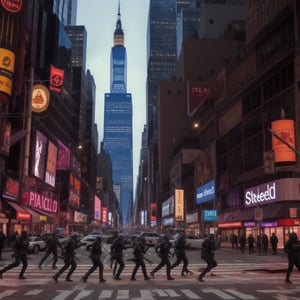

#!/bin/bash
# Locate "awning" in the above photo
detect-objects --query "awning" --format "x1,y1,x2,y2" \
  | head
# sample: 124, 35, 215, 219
23, 206, 45, 223
5, 200, 31, 221
30, 207, 55, 222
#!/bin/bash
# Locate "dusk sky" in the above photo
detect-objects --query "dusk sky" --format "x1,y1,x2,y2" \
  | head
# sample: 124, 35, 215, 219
77, 0, 150, 188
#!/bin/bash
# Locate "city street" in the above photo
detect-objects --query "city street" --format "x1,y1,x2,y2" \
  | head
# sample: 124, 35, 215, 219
0, 245, 299, 299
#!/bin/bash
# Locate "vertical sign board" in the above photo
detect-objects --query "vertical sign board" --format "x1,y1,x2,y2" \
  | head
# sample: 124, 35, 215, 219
175, 189, 184, 221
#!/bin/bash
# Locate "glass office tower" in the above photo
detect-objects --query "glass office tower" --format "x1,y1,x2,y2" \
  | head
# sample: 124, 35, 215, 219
103, 4, 133, 227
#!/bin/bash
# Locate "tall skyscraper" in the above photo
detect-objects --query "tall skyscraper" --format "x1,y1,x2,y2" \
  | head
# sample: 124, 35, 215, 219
103, 3, 133, 227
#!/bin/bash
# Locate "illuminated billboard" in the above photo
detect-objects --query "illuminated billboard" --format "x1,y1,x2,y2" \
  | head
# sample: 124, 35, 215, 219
94, 196, 101, 221
45, 141, 57, 187
32, 130, 47, 180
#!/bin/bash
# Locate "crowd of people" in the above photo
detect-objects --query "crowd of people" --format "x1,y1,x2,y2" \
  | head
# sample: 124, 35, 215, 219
229, 232, 279, 255
0, 229, 299, 284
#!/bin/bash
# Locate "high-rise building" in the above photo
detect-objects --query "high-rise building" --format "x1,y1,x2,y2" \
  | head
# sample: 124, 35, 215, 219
103, 3, 133, 227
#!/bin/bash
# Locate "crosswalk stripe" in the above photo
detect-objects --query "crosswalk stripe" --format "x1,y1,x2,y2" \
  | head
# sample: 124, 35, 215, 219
0, 290, 17, 299
52, 290, 74, 300
181, 289, 201, 299
116, 289, 129, 299
224, 289, 257, 299
24, 289, 43, 295
202, 288, 235, 300
99, 289, 113, 299
72, 290, 93, 300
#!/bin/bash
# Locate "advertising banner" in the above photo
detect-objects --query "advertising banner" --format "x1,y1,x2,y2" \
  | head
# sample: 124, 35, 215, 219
271, 119, 296, 163
50, 65, 64, 93
0, 48, 15, 98
196, 179, 215, 205
175, 189, 184, 221
94, 196, 101, 221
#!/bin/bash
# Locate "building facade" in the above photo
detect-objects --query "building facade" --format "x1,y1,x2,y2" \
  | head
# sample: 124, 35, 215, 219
103, 4, 133, 227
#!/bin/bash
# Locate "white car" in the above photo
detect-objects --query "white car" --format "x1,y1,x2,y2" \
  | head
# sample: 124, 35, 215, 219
171, 234, 205, 249
80, 234, 102, 251
28, 236, 46, 253
138, 232, 161, 246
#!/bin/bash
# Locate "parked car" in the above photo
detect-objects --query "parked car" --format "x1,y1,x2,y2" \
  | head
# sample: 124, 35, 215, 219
137, 232, 161, 246
28, 236, 46, 253
171, 233, 205, 249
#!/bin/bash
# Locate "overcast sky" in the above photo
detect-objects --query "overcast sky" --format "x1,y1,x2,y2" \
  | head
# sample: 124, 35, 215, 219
77, 0, 150, 188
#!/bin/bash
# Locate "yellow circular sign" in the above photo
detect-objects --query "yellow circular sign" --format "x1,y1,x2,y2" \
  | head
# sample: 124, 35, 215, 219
32, 84, 50, 113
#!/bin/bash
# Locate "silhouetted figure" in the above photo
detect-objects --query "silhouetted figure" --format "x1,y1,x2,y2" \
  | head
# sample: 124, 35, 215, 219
82, 236, 106, 283
130, 236, 150, 281
0, 230, 6, 260
231, 234, 238, 249
39, 231, 62, 269
262, 233, 268, 254
239, 234, 246, 253
247, 234, 255, 253
198, 234, 218, 282
270, 233, 278, 255
150, 235, 174, 280
110, 232, 126, 280
52, 233, 82, 283
284, 232, 300, 284
0, 230, 29, 279
171, 232, 192, 276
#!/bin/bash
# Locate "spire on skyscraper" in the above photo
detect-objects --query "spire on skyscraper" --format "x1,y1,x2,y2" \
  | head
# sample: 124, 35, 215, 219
114, 0, 124, 46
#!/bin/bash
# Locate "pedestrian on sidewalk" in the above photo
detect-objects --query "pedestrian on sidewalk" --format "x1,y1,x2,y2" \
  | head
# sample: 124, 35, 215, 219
150, 235, 174, 280
239, 234, 246, 253
284, 232, 300, 284
171, 231, 192, 276
198, 234, 218, 282
0, 230, 29, 279
230, 234, 238, 249
247, 234, 255, 253
110, 231, 126, 280
82, 236, 106, 283
130, 236, 151, 281
39, 231, 62, 269
52, 233, 82, 283
270, 233, 278, 255
0, 230, 6, 260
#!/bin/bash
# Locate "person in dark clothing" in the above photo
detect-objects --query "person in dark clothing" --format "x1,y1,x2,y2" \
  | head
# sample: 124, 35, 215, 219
0, 230, 6, 260
270, 233, 278, 255
262, 233, 268, 254
0, 230, 29, 279
39, 231, 62, 269
171, 232, 192, 276
198, 234, 218, 282
284, 232, 300, 284
239, 234, 246, 253
150, 235, 174, 280
52, 233, 82, 283
247, 234, 255, 253
256, 234, 261, 253
231, 234, 238, 249
110, 232, 126, 280
130, 236, 151, 281
82, 236, 106, 283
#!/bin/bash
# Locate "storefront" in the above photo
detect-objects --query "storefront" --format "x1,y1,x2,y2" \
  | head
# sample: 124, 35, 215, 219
218, 178, 300, 249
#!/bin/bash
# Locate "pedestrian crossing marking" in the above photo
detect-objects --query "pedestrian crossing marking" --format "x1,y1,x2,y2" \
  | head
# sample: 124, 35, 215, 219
24, 289, 43, 295
116, 289, 129, 299
203, 288, 235, 300
52, 290, 74, 300
0, 290, 17, 300
71, 290, 93, 300
181, 289, 201, 299
224, 289, 257, 299
99, 289, 113, 299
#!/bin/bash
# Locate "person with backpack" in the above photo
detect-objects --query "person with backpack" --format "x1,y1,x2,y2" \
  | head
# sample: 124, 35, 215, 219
171, 231, 192, 276
82, 236, 106, 283
130, 236, 151, 281
198, 233, 218, 282
150, 235, 174, 280
110, 231, 126, 280
52, 233, 82, 283
39, 231, 62, 269
0, 230, 29, 279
